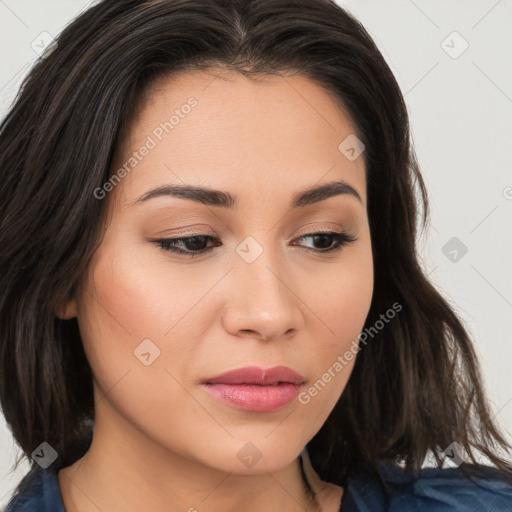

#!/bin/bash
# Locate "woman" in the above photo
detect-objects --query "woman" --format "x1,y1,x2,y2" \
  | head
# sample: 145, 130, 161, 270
0, 1, 511, 511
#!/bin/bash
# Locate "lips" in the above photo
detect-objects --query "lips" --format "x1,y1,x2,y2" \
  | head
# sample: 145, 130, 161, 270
201, 365, 305, 412
201, 365, 305, 385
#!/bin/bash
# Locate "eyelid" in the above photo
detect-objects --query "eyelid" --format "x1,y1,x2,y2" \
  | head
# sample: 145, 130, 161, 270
160, 222, 347, 236
155, 225, 218, 238
295, 224, 346, 237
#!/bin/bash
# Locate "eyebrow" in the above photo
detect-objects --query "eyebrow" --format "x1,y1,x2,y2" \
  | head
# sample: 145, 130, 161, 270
132, 178, 363, 209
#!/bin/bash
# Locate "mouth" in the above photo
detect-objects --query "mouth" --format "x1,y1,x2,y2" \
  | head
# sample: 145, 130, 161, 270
200, 365, 305, 412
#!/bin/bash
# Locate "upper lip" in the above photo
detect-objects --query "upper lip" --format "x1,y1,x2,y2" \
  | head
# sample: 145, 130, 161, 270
201, 365, 305, 385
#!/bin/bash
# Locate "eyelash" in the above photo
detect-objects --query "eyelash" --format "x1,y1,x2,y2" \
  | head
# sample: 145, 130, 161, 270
151, 230, 357, 257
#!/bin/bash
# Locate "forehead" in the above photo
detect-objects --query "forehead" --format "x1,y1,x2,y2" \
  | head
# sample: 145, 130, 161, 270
110, 68, 367, 208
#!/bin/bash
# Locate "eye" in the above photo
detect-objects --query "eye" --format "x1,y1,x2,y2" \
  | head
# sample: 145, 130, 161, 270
153, 235, 220, 258
292, 231, 357, 253
151, 230, 357, 257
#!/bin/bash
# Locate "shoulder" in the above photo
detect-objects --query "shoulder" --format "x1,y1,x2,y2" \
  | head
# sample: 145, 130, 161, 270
340, 460, 512, 512
4, 464, 65, 512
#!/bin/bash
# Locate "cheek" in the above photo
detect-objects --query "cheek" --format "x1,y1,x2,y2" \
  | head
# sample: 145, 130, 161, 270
314, 237, 373, 346
300, 237, 373, 400
74, 249, 200, 437
75, 238, 222, 411
77, 240, 210, 344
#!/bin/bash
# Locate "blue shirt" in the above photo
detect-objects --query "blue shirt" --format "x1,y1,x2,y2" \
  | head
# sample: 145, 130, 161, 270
5, 460, 512, 511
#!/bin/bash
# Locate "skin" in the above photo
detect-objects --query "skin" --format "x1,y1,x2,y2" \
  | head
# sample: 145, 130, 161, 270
56, 68, 373, 512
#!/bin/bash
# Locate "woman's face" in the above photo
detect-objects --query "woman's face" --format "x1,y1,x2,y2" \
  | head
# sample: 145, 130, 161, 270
63, 68, 373, 475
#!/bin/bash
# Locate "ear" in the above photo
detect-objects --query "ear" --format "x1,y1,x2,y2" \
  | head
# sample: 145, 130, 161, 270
54, 296, 78, 320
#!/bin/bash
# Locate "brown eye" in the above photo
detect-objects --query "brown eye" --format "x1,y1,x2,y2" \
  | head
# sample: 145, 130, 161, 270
153, 235, 220, 256
292, 231, 357, 253
152, 231, 356, 258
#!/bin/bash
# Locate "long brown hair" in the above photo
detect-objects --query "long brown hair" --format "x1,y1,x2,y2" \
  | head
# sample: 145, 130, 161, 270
1, 0, 511, 488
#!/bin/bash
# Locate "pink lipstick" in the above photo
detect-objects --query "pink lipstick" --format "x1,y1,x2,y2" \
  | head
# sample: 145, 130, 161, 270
201, 365, 305, 412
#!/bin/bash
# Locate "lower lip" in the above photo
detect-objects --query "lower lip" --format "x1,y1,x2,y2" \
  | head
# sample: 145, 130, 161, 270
201, 383, 302, 412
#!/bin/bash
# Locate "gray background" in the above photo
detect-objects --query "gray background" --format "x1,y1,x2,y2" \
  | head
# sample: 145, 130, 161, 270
1, 0, 511, 506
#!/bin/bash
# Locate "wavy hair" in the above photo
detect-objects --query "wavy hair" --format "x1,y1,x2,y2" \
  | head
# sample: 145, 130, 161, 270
1, 0, 511, 488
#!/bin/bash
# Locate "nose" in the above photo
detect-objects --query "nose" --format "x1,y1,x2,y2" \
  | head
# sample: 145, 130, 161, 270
221, 246, 303, 342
